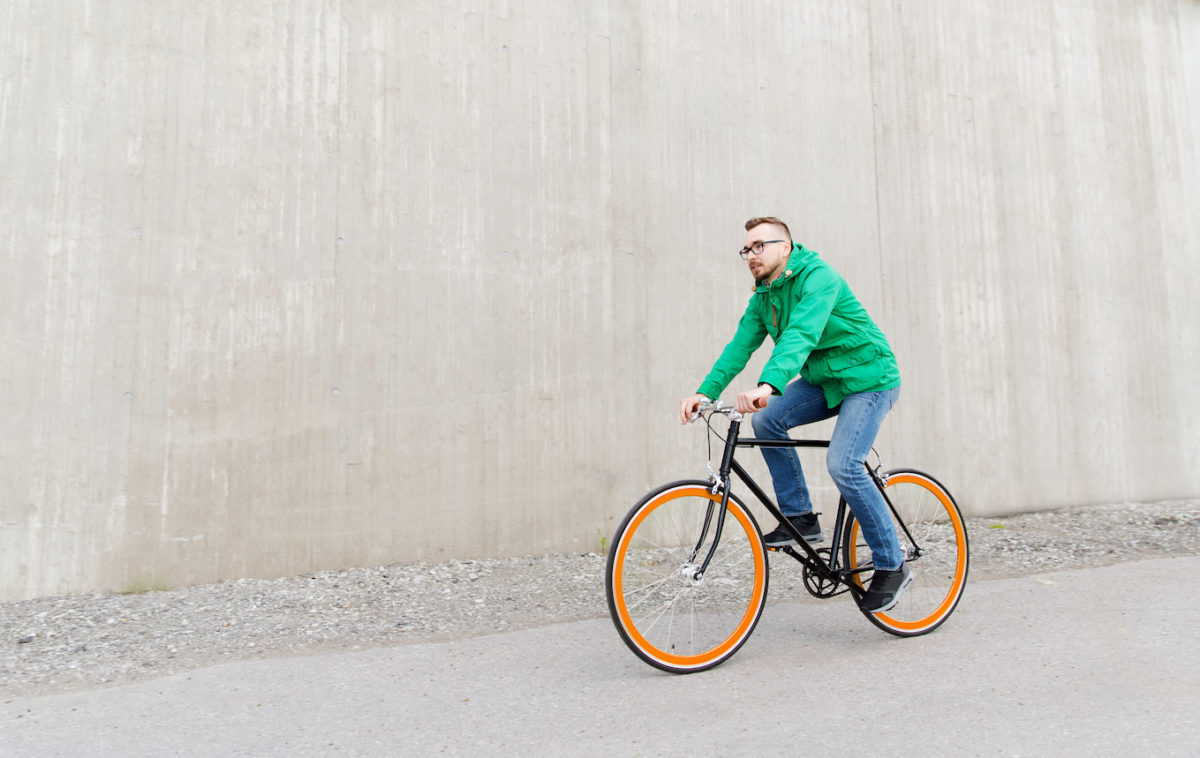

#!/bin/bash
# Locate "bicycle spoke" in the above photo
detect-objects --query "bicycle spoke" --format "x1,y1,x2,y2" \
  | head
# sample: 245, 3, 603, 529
703, 545, 753, 573
688, 589, 696, 655
620, 574, 678, 611
635, 587, 686, 635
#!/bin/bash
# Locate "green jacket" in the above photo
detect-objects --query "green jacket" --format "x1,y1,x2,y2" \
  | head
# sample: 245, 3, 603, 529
697, 244, 900, 408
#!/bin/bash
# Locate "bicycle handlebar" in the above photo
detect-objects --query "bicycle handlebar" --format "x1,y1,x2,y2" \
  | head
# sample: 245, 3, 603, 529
691, 399, 744, 423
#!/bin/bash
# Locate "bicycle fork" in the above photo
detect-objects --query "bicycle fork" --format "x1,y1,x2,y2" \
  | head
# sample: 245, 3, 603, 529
689, 415, 745, 580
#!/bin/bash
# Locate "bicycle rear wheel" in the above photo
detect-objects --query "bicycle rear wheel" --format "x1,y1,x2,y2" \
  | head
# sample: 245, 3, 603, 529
842, 469, 969, 636
605, 480, 769, 673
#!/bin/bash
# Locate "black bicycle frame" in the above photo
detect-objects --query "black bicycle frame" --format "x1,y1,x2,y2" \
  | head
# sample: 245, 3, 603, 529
695, 415, 875, 602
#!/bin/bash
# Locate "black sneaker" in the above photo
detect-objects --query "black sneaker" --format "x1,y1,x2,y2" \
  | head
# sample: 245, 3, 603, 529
859, 562, 914, 613
761, 513, 823, 546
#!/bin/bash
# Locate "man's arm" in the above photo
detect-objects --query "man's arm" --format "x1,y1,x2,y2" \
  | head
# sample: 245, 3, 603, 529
695, 306, 768, 400
681, 301, 767, 422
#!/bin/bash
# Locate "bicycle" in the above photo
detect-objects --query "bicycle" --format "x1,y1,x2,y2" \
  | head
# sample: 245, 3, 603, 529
604, 400, 969, 674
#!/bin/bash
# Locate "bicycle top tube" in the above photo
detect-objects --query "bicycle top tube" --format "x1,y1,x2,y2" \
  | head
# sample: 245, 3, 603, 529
736, 438, 830, 448
693, 400, 831, 449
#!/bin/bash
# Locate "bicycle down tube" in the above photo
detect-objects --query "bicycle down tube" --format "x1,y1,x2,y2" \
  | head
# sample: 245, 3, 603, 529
702, 417, 869, 602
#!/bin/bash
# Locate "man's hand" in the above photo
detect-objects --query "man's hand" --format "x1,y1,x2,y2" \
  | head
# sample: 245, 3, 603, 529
735, 384, 773, 414
679, 393, 709, 424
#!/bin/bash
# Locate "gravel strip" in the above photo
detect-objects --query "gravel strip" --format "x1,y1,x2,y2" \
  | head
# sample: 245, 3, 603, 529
2, 500, 1197, 698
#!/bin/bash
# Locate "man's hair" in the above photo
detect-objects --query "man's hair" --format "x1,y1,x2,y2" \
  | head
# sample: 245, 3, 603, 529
745, 216, 791, 241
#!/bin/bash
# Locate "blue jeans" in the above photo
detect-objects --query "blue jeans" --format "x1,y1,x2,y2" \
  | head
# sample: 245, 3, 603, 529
750, 379, 904, 571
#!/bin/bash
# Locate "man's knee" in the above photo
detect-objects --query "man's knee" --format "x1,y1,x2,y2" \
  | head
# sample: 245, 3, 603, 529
827, 455, 866, 489
752, 408, 780, 437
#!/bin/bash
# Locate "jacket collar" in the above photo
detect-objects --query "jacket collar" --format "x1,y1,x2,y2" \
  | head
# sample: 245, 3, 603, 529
754, 243, 816, 292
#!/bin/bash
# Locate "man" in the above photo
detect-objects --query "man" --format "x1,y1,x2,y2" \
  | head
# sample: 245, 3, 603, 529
678, 216, 909, 613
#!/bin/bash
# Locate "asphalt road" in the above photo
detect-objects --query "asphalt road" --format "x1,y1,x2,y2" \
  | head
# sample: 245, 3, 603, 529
3, 557, 1198, 757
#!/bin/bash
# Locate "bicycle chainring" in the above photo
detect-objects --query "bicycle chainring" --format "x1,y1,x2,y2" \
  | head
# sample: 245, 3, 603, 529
802, 548, 844, 599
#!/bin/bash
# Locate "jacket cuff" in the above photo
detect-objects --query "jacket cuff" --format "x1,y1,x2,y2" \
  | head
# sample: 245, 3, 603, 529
758, 371, 787, 395
696, 382, 720, 400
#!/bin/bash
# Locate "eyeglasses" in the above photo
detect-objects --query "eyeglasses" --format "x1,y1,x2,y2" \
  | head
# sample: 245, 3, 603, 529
738, 240, 785, 260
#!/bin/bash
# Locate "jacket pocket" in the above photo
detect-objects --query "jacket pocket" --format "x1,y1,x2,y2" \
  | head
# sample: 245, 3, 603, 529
825, 342, 878, 372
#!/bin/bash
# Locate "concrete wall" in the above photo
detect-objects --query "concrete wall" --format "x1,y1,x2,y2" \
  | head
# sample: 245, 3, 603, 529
2, 0, 1198, 601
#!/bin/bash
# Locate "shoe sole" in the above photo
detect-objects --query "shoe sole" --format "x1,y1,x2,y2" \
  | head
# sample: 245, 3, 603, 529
863, 569, 915, 613
763, 532, 824, 547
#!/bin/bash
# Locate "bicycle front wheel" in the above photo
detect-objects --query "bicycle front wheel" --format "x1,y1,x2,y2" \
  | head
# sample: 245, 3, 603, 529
842, 469, 969, 636
605, 481, 769, 674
